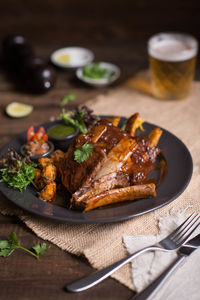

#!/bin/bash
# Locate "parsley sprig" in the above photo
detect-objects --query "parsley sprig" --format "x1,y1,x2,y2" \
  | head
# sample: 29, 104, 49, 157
61, 109, 88, 134
0, 232, 50, 261
0, 162, 35, 192
61, 105, 99, 134
60, 92, 76, 107
74, 143, 93, 163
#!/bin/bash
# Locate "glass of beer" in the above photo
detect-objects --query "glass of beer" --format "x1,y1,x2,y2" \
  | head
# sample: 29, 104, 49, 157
148, 33, 198, 100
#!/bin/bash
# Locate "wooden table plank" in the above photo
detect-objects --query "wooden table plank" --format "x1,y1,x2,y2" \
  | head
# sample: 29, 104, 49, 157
0, 218, 133, 300
0, 43, 138, 300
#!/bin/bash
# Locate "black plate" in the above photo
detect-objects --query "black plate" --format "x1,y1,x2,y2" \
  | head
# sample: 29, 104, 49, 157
0, 118, 193, 223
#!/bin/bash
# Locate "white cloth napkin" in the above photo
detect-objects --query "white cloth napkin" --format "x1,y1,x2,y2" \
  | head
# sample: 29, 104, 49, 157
123, 211, 200, 299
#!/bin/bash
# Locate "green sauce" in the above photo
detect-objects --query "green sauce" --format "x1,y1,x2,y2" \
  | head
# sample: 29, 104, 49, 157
48, 124, 75, 138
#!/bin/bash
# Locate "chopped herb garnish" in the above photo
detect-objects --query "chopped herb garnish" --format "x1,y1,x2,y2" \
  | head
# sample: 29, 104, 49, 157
74, 143, 93, 163
121, 122, 127, 131
0, 148, 35, 191
83, 63, 114, 79
0, 232, 50, 261
61, 105, 99, 134
60, 93, 76, 107
61, 109, 87, 134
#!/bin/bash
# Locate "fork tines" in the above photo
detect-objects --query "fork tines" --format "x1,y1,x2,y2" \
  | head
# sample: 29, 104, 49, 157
170, 213, 200, 246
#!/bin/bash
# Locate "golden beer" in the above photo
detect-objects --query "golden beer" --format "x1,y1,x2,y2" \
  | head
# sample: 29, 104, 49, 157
148, 33, 198, 100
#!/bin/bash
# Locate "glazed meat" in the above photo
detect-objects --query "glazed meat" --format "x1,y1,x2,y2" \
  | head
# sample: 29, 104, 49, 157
59, 114, 162, 211
59, 119, 127, 193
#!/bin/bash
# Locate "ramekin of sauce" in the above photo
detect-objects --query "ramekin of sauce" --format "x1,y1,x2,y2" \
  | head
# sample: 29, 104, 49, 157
47, 123, 79, 150
20, 140, 54, 161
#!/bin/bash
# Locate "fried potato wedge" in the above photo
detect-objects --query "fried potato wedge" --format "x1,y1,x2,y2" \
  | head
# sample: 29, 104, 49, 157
125, 113, 144, 136
106, 116, 121, 127
149, 128, 162, 147
84, 183, 156, 211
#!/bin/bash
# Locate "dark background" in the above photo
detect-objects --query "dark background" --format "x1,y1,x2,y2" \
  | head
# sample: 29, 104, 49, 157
0, 1, 200, 300
1, 0, 200, 43
1, 0, 200, 80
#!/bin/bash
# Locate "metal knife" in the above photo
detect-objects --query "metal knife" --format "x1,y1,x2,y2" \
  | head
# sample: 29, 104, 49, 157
130, 234, 200, 300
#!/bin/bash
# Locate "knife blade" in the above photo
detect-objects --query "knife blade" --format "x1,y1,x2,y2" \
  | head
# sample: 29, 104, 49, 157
180, 234, 200, 251
131, 234, 200, 300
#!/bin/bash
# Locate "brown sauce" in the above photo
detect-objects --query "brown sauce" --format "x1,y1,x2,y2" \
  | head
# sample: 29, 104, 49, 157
96, 119, 127, 153
59, 119, 166, 205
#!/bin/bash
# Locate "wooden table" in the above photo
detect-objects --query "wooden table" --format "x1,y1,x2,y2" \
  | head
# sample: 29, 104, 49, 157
1, 1, 200, 299
0, 44, 147, 300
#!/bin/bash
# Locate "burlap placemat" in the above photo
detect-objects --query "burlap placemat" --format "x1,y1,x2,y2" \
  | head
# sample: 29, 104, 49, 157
0, 74, 200, 291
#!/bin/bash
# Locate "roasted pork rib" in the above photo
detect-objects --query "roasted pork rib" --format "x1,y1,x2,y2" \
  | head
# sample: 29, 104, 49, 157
59, 114, 162, 211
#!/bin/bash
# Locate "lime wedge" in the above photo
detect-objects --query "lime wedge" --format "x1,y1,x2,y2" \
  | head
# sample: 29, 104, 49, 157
5, 102, 33, 118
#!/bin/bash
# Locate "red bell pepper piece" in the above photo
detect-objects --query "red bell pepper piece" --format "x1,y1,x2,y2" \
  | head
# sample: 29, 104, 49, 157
27, 126, 35, 142
37, 126, 46, 135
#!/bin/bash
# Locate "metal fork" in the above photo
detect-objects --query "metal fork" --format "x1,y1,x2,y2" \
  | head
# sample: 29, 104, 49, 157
66, 213, 200, 292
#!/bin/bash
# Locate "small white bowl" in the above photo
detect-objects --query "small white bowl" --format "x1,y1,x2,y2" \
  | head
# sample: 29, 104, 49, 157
51, 47, 94, 69
76, 62, 120, 87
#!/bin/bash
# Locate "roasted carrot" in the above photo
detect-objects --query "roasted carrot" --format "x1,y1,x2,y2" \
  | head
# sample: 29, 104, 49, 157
39, 181, 56, 201
50, 149, 65, 165
38, 157, 53, 168
34, 168, 41, 180
33, 168, 45, 190
41, 164, 56, 184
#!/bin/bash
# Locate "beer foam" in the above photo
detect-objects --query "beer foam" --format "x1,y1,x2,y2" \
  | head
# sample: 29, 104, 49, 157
148, 33, 198, 62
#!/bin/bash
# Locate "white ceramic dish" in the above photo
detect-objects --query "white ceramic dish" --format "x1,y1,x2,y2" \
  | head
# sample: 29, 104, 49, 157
76, 62, 120, 87
51, 47, 94, 68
